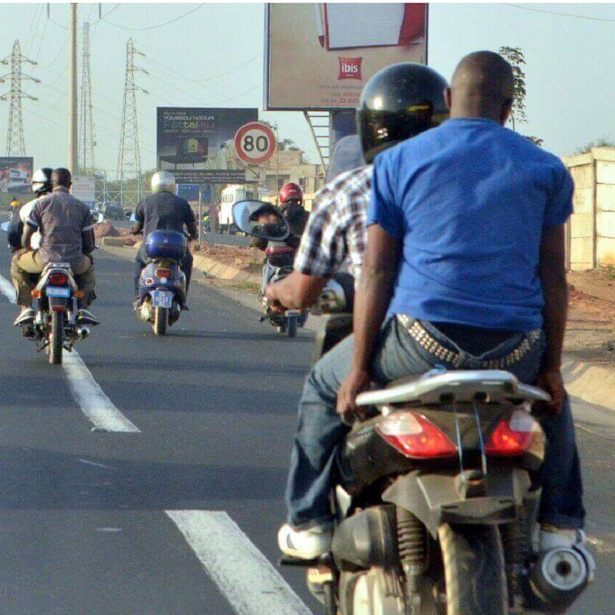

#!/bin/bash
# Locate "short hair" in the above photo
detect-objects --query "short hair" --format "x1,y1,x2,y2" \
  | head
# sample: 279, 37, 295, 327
52, 168, 72, 188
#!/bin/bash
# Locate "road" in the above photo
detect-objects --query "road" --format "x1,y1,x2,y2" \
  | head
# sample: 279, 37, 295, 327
0, 238, 612, 614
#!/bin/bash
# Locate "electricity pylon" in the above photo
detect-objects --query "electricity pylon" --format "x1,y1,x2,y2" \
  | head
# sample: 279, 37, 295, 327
0, 40, 40, 156
79, 22, 96, 173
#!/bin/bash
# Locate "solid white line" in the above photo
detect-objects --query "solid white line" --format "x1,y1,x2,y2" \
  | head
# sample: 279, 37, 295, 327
62, 351, 141, 433
166, 511, 313, 615
0, 273, 140, 433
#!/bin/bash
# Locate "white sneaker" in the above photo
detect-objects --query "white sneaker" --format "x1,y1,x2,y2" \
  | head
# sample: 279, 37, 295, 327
539, 525, 587, 552
278, 523, 332, 560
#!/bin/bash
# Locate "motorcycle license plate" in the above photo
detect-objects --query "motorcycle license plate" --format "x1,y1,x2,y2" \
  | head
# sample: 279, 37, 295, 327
151, 290, 173, 308
46, 286, 71, 298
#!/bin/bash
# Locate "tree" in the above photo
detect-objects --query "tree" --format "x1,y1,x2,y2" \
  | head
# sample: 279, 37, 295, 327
574, 138, 615, 155
499, 46, 542, 146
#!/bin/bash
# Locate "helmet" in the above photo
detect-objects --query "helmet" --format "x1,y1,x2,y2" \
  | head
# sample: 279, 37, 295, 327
279, 182, 303, 206
151, 170, 176, 194
357, 62, 449, 163
31, 167, 52, 196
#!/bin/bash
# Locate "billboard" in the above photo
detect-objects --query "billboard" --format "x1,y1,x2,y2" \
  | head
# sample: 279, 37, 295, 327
0, 157, 33, 196
72, 176, 96, 208
157, 108, 259, 184
265, 3, 427, 110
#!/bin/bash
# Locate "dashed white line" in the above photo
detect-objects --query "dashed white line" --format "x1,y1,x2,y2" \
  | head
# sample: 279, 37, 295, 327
0, 273, 140, 433
166, 510, 313, 615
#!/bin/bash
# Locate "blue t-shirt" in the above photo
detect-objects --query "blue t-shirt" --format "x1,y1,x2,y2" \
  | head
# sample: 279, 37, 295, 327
369, 118, 573, 331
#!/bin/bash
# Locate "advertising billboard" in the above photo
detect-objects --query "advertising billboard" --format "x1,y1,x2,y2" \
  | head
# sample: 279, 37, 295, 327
72, 176, 96, 208
0, 157, 33, 196
157, 108, 259, 184
265, 3, 427, 110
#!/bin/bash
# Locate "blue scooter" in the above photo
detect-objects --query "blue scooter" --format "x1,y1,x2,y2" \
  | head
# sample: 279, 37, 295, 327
136, 230, 187, 336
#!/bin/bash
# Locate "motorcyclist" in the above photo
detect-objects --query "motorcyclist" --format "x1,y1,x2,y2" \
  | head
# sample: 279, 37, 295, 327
11, 168, 98, 326
7, 168, 52, 252
10, 195, 21, 210
131, 171, 199, 306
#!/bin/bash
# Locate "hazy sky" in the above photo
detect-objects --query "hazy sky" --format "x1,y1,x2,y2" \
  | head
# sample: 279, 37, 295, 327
0, 2, 613, 173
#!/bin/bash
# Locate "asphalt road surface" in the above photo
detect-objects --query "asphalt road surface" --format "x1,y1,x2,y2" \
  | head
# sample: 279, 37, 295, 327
0, 238, 612, 614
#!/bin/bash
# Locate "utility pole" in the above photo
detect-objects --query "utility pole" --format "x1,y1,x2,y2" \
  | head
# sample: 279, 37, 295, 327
69, 2, 78, 175
0, 40, 39, 156
79, 21, 96, 173
116, 38, 148, 208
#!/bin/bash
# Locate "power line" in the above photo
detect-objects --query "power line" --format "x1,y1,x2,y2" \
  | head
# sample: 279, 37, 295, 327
504, 3, 615, 23
102, 4, 205, 32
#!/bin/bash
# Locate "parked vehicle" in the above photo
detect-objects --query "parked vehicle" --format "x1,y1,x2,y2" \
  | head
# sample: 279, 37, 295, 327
135, 230, 187, 336
103, 202, 125, 221
219, 185, 255, 233
18, 263, 93, 365
232, 199, 307, 337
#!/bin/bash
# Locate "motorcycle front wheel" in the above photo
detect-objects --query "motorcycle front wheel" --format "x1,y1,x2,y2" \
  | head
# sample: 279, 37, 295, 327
438, 524, 508, 615
49, 310, 64, 365
153, 307, 168, 336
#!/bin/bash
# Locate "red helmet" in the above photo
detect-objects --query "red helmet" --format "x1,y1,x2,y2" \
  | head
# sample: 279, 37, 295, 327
279, 182, 303, 206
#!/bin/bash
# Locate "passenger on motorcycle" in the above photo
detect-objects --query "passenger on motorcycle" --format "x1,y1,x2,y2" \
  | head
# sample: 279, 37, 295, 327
132, 171, 199, 305
279, 52, 586, 560
11, 168, 98, 326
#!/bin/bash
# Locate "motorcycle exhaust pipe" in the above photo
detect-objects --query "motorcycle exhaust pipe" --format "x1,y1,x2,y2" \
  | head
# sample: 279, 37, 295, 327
527, 546, 595, 611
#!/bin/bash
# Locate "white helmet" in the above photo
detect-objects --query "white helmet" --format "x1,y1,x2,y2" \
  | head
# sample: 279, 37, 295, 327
151, 170, 176, 194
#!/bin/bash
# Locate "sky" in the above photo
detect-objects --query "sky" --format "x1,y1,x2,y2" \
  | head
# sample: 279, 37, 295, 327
0, 2, 613, 174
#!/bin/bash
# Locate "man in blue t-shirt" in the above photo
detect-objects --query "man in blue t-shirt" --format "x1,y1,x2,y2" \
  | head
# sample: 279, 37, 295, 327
278, 51, 585, 560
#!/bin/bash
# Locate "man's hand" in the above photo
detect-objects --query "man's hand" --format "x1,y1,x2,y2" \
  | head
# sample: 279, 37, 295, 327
337, 368, 371, 425
264, 284, 285, 313
535, 369, 566, 415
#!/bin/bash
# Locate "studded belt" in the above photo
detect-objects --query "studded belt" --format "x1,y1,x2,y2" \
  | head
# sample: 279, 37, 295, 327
397, 315, 542, 369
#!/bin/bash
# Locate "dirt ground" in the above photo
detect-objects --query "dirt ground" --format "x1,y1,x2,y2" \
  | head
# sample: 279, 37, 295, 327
567, 268, 615, 366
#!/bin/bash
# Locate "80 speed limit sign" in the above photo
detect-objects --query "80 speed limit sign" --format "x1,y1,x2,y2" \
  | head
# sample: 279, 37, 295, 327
234, 122, 277, 165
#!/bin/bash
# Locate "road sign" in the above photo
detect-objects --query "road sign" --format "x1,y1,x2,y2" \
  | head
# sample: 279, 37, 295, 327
234, 122, 277, 165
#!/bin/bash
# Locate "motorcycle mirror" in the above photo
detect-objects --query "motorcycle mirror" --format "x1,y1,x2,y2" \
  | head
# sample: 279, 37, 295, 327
0, 220, 8, 233
232, 200, 290, 241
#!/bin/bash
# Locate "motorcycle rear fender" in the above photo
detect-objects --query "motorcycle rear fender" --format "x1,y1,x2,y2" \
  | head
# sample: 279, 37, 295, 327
382, 465, 532, 538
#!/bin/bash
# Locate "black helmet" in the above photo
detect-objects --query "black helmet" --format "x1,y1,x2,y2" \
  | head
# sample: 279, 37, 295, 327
31, 167, 53, 196
357, 63, 449, 163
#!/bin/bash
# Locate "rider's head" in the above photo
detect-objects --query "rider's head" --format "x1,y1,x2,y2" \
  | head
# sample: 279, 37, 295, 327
31, 168, 53, 196
357, 62, 449, 163
278, 183, 303, 208
151, 170, 176, 195
52, 168, 72, 190
447, 51, 514, 125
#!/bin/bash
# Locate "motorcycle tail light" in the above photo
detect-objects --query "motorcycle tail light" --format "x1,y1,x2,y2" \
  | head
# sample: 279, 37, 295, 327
48, 272, 68, 286
485, 410, 542, 457
376, 411, 457, 459
155, 268, 173, 278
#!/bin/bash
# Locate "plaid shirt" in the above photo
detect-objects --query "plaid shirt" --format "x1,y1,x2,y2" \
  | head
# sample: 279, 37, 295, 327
294, 165, 372, 279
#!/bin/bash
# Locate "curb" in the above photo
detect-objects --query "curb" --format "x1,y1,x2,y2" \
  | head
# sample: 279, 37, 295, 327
562, 357, 615, 412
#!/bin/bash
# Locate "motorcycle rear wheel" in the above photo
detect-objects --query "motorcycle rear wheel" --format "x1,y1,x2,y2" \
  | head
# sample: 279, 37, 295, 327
438, 524, 508, 615
153, 307, 168, 336
49, 310, 64, 365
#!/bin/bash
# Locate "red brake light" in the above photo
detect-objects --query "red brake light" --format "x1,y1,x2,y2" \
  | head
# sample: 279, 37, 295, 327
485, 410, 542, 457
48, 273, 68, 286
376, 411, 457, 459
155, 268, 173, 278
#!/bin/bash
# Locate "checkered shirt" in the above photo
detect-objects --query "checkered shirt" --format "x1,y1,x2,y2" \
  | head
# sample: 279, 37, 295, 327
294, 165, 372, 279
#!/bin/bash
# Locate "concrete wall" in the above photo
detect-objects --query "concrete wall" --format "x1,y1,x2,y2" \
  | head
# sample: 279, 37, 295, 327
562, 147, 615, 270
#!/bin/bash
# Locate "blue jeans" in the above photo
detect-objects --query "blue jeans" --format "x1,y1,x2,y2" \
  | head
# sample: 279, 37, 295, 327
286, 316, 585, 530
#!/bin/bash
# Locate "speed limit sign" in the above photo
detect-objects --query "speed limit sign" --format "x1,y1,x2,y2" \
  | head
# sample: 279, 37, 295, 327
234, 122, 277, 165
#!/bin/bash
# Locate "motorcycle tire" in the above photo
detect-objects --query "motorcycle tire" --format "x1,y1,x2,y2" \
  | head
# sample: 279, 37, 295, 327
49, 310, 64, 365
287, 314, 298, 338
153, 307, 168, 336
439, 523, 508, 615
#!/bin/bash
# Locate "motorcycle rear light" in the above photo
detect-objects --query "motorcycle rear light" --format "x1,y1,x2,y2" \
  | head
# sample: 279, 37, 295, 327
155, 268, 173, 278
48, 273, 68, 286
485, 410, 542, 457
376, 411, 457, 459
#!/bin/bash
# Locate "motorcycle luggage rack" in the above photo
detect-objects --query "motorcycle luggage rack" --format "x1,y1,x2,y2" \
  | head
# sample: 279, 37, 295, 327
356, 370, 551, 407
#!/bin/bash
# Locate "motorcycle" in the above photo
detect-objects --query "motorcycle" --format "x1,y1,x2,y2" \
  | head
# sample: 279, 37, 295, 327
135, 230, 187, 336
20, 262, 93, 365
283, 277, 595, 614
232, 200, 307, 338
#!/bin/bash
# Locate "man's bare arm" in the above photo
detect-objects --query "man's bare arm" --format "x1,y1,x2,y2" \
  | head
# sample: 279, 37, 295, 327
265, 271, 328, 310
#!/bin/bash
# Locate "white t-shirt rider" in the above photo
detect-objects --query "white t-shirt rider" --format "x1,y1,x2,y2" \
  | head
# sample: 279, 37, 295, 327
19, 196, 44, 250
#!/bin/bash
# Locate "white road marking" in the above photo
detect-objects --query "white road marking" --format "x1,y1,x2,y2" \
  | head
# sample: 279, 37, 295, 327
166, 511, 313, 615
0, 273, 140, 433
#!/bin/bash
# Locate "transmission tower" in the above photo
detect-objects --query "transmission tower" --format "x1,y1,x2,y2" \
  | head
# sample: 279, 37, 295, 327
116, 38, 148, 207
0, 40, 40, 156
79, 22, 96, 173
